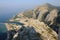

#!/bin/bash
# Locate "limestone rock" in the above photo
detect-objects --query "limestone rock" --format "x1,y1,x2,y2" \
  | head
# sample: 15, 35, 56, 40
5, 3, 60, 40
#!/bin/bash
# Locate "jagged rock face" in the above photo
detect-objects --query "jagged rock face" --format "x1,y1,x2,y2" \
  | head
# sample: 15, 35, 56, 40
12, 26, 42, 40
8, 18, 58, 40
33, 4, 59, 25
5, 3, 60, 40
11, 3, 60, 26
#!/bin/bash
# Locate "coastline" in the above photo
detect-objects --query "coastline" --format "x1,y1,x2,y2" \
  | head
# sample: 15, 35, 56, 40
5, 23, 12, 31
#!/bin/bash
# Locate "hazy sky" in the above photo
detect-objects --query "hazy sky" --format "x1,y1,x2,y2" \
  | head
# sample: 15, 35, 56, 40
0, 0, 60, 11
0, 0, 60, 22
0, 0, 60, 8
0, 0, 60, 13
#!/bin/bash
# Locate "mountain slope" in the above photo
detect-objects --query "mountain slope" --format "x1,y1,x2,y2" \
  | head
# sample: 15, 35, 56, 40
5, 3, 60, 40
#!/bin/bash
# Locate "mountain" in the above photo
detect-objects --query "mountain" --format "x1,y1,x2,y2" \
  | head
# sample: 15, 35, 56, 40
5, 3, 60, 40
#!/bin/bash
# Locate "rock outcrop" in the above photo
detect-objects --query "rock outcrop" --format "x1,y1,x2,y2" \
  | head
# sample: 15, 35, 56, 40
6, 19, 58, 40
5, 3, 60, 40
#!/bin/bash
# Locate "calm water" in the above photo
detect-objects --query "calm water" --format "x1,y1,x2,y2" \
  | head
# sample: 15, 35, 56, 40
0, 23, 7, 33
0, 10, 22, 33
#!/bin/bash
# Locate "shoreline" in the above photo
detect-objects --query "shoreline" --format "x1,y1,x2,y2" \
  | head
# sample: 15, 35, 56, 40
5, 23, 12, 31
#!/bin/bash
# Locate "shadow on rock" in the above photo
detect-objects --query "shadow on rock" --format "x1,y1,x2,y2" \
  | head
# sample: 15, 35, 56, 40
6, 26, 42, 40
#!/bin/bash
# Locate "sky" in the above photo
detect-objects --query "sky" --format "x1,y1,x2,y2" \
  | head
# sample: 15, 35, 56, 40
0, 0, 60, 22
0, 0, 60, 6
0, 0, 60, 9
0, 0, 60, 13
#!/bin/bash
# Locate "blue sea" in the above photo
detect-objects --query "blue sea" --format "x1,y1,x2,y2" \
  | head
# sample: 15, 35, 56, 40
0, 11, 22, 32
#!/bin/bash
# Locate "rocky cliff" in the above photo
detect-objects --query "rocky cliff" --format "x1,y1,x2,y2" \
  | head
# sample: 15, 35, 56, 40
5, 3, 60, 40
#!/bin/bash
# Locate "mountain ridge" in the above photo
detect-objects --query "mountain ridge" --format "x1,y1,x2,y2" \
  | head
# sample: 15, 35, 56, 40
5, 3, 60, 40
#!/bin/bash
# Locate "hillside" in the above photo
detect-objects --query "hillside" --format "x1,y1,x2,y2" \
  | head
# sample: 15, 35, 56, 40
5, 3, 60, 40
